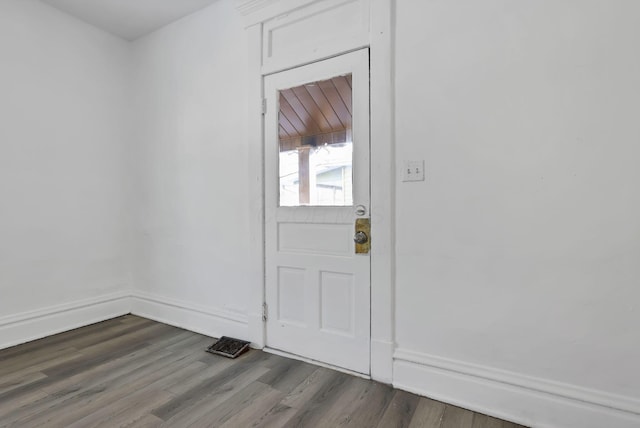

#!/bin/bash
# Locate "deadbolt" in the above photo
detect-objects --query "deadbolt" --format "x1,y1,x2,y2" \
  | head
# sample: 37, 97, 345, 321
355, 205, 367, 216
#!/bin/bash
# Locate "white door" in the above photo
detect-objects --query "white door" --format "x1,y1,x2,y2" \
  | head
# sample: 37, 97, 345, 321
264, 49, 371, 374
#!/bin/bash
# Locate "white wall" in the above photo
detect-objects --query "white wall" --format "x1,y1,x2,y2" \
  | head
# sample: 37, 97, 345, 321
0, 0, 132, 347
3, 0, 640, 425
130, 1, 251, 339
394, 0, 640, 426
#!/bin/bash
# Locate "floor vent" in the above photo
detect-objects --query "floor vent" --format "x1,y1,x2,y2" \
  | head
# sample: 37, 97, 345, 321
206, 336, 250, 359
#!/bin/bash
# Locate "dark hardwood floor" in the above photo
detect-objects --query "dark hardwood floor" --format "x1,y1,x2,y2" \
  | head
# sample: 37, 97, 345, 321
0, 315, 526, 427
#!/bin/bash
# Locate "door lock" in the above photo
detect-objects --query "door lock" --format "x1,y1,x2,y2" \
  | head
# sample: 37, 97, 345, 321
354, 218, 370, 254
354, 231, 368, 244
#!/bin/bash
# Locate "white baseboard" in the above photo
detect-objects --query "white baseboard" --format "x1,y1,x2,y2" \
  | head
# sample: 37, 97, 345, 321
246, 312, 266, 348
0, 291, 131, 350
130, 291, 249, 341
393, 348, 640, 428
0, 291, 252, 351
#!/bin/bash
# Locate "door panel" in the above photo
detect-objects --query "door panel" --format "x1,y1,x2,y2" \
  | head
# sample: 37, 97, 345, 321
278, 222, 352, 255
264, 49, 371, 374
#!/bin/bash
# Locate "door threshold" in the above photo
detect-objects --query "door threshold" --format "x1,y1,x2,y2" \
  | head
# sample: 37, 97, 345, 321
264, 347, 371, 380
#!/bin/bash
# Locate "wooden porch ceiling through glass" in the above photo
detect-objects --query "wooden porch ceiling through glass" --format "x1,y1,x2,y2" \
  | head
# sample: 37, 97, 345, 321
278, 74, 352, 148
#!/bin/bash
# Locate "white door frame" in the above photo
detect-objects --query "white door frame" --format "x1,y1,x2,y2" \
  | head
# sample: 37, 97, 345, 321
240, 0, 395, 383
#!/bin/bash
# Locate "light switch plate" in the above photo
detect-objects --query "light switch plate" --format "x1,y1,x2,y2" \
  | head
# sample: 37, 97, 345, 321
402, 160, 425, 182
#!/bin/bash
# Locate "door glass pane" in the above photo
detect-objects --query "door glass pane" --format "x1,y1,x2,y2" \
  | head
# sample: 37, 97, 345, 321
278, 74, 353, 207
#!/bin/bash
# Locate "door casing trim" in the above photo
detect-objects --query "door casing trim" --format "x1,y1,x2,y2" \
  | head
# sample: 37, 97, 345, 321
244, 0, 394, 384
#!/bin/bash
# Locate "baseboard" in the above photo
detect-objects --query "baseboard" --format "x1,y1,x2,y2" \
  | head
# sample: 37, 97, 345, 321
130, 291, 249, 341
393, 348, 640, 428
246, 312, 266, 348
0, 291, 131, 350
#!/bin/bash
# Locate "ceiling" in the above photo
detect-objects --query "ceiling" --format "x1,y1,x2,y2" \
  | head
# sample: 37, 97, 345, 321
40, 0, 220, 41
279, 75, 352, 150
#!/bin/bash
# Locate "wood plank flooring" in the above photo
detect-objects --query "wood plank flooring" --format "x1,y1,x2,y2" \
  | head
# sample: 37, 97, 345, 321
0, 316, 527, 427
